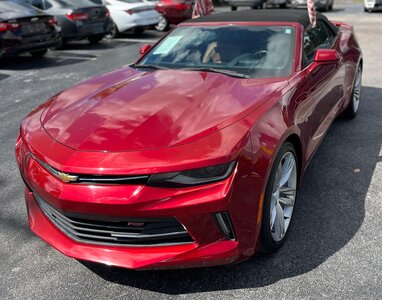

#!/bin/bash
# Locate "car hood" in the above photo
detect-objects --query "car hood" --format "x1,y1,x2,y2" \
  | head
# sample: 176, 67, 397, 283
40, 67, 288, 152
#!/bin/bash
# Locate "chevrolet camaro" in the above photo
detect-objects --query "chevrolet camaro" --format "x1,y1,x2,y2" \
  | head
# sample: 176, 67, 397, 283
16, 10, 362, 270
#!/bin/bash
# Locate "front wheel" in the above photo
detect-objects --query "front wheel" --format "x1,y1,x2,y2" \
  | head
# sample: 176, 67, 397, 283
231, 6, 237, 11
106, 22, 119, 39
343, 65, 362, 118
155, 15, 169, 32
260, 142, 298, 253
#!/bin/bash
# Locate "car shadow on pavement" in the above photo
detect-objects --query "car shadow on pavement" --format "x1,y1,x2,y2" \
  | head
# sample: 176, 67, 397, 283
0, 55, 93, 70
59, 39, 133, 51
0, 40, 134, 70
81, 86, 381, 294
0, 73, 9, 80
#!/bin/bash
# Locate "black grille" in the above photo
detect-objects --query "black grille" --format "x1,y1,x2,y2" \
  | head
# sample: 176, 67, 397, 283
35, 194, 193, 246
75, 174, 149, 185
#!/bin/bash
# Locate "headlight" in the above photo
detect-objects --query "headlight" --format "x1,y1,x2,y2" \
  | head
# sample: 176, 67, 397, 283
147, 161, 237, 188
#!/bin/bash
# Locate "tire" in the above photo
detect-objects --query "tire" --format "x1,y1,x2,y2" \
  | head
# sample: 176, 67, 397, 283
106, 22, 119, 39
30, 49, 47, 57
88, 35, 104, 44
260, 142, 298, 253
54, 38, 66, 50
231, 6, 237, 11
343, 65, 362, 119
155, 15, 169, 32
279, 3, 287, 8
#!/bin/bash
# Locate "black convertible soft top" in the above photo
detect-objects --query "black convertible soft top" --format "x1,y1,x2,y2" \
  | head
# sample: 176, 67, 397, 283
185, 9, 338, 33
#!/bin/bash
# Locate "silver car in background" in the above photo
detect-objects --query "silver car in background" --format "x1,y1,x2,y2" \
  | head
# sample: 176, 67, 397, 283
290, 0, 334, 12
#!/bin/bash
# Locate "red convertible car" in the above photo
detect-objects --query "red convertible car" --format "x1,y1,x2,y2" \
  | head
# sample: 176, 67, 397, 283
16, 10, 362, 270
154, 0, 193, 32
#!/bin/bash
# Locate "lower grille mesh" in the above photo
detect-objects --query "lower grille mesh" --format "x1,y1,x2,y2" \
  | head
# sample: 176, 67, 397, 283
35, 194, 193, 246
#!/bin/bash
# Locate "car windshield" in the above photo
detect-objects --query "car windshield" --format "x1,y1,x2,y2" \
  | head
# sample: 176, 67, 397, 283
138, 25, 296, 78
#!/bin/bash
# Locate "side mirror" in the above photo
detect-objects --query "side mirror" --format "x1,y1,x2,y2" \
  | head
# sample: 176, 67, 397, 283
308, 49, 340, 74
314, 49, 340, 63
139, 44, 152, 56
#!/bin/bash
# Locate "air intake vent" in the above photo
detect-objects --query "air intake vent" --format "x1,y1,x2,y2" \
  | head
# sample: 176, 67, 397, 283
214, 212, 236, 240
35, 194, 194, 246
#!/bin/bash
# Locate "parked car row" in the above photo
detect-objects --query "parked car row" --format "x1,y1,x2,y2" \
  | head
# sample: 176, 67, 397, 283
227, 0, 334, 12
0, 0, 61, 57
1, 0, 193, 58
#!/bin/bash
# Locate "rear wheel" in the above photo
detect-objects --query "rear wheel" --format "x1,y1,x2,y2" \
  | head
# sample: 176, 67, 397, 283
88, 35, 104, 44
231, 6, 237, 11
30, 49, 47, 57
343, 65, 362, 118
106, 22, 119, 39
155, 15, 169, 32
260, 142, 298, 253
279, 3, 287, 8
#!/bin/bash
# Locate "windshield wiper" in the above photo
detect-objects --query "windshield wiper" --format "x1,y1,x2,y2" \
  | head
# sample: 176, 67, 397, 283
132, 64, 169, 70
182, 67, 250, 79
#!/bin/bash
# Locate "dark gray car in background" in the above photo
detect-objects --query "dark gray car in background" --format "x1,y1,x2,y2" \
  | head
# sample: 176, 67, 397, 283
22, 0, 112, 45
1, 0, 60, 57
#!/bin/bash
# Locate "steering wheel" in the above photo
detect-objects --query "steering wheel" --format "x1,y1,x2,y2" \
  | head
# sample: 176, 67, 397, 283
228, 50, 269, 67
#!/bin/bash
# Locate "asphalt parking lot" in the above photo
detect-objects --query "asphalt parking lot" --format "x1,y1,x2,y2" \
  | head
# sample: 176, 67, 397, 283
0, 1, 381, 299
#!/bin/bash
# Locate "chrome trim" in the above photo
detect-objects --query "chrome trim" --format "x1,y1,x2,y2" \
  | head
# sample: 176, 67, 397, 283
35, 193, 194, 247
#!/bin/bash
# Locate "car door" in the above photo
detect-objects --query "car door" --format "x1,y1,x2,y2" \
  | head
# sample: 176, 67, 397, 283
304, 20, 345, 159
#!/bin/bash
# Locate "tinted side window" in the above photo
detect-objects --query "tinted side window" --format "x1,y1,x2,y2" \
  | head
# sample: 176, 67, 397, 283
43, 0, 52, 9
28, 0, 44, 9
303, 20, 335, 67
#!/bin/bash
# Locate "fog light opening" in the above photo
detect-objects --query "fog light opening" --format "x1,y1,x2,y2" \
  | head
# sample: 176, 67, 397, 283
214, 212, 236, 241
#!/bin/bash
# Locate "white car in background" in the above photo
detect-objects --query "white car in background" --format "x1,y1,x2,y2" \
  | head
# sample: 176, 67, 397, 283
90, 0, 159, 37
364, 0, 382, 13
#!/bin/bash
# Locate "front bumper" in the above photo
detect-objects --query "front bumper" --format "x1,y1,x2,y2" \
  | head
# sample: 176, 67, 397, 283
25, 188, 241, 269
16, 108, 260, 269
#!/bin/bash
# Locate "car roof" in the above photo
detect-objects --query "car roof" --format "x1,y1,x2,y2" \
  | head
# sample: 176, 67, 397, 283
185, 9, 338, 32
